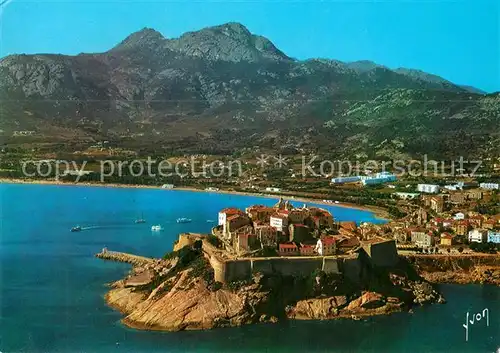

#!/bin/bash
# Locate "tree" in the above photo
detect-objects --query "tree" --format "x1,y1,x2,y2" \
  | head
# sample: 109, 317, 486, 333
458, 246, 464, 253
447, 248, 451, 254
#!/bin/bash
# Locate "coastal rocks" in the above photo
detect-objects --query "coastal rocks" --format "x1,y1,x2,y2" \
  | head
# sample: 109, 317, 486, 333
108, 271, 258, 331
407, 255, 500, 286
288, 292, 403, 320
105, 287, 145, 313
346, 292, 385, 310
471, 266, 500, 285
288, 296, 348, 320
410, 281, 445, 305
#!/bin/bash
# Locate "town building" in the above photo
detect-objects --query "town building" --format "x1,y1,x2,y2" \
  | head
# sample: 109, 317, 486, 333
479, 183, 499, 190
417, 208, 428, 226
443, 183, 463, 191
430, 196, 444, 214
315, 236, 336, 255
468, 229, 488, 243
218, 208, 245, 226
299, 243, 316, 256
468, 215, 484, 228
454, 212, 465, 220
394, 230, 410, 244
361, 172, 397, 186
278, 243, 299, 256
483, 219, 496, 230
270, 214, 289, 233
440, 233, 455, 246
225, 215, 251, 240
331, 176, 361, 184
246, 205, 275, 222
255, 225, 278, 247
394, 192, 420, 200
235, 233, 258, 253
289, 224, 312, 243
336, 236, 360, 253
308, 207, 334, 228
449, 192, 467, 204
452, 220, 470, 236
487, 231, 500, 244
417, 184, 440, 194
466, 190, 483, 200
411, 230, 434, 248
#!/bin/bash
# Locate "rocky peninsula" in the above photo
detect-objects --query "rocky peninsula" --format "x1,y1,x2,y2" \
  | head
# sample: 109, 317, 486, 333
98, 234, 448, 332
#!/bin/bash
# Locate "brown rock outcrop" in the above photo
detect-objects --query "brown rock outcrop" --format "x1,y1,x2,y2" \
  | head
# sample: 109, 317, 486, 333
107, 271, 258, 331
289, 296, 347, 320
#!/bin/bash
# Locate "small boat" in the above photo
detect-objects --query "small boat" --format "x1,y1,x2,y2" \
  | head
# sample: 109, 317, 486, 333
176, 218, 192, 224
71, 226, 82, 232
206, 219, 215, 223
151, 225, 163, 231
135, 212, 146, 224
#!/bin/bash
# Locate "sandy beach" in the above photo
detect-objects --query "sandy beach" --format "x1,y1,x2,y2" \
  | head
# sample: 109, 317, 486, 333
0, 178, 389, 220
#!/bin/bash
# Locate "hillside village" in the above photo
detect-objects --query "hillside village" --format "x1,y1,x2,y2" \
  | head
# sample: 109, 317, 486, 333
212, 181, 500, 259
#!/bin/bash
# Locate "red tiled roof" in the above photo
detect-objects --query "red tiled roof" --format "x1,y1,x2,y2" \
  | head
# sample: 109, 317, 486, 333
227, 214, 245, 221
300, 243, 315, 248
321, 236, 336, 245
271, 214, 288, 220
279, 243, 298, 249
220, 208, 243, 215
338, 237, 360, 248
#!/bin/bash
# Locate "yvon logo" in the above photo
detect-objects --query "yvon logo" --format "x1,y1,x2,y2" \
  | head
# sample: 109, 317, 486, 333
462, 308, 489, 342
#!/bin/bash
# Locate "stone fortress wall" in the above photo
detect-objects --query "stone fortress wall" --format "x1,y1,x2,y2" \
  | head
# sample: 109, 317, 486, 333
176, 233, 398, 284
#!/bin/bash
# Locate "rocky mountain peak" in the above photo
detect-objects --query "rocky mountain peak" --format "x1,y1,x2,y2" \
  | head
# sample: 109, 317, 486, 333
165, 22, 291, 63
113, 27, 166, 50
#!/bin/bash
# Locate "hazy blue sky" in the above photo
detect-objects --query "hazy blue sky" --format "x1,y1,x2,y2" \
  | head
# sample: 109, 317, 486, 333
0, 0, 498, 92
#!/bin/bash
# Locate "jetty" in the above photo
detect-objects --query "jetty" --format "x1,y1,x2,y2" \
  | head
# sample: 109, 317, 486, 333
95, 249, 154, 266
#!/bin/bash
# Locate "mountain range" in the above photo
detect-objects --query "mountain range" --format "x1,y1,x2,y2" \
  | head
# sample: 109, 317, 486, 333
0, 22, 498, 158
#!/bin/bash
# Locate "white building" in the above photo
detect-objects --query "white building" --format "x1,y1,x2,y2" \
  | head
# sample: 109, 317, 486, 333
487, 231, 500, 244
479, 183, 499, 190
394, 192, 420, 200
361, 173, 397, 186
331, 176, 361, 184
468, 229, 488, 243
270, 215, 288, 232
417, 184, 440, 194
454, 212, 465, 220
265, 187, 281, 193
161, 184, 174, 189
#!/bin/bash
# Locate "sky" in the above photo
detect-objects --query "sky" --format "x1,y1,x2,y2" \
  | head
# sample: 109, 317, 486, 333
0, 0, 498, 92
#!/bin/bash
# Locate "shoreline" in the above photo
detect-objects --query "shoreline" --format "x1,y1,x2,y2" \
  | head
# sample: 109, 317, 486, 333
0, 178, 390, 220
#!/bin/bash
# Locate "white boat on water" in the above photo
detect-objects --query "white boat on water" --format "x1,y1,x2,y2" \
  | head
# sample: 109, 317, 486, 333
151, 225, 163, 231
176, 218, 192, 223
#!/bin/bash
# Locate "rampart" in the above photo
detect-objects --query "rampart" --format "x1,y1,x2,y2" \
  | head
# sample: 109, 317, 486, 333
175, 233, 390, 284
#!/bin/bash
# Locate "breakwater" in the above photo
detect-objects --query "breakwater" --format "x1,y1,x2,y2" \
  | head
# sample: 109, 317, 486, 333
95, 250, 153, 266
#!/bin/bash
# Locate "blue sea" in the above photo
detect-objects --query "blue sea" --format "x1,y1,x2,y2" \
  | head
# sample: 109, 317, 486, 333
0, 183, 498, 352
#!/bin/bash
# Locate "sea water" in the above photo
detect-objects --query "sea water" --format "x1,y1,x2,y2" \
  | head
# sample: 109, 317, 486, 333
0, 183, 498, 352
